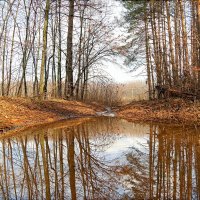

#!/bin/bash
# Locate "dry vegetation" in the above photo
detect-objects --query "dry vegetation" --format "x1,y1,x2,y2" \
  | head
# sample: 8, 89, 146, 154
2, 82, 200, 134
0, 97, 103, 132
116, 98, 200, 125
119, 81, 148, 104
84, 81, 148, 106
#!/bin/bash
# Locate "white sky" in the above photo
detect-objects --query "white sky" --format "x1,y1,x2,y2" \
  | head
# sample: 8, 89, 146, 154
102, 0, 146, 83
105, 63, 136, 83
102, 58, 144, 83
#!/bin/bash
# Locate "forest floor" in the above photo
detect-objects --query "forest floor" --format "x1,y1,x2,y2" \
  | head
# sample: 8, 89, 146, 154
0, 97, 103, 133
116, 98, 200, 125
1, 97, 200, 134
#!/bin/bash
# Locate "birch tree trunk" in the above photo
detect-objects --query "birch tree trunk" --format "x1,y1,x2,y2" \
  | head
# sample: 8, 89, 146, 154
144, 1, 152, 99
166, 1, 178, 86
180, 0, 190, 86
39, 0, 50, 99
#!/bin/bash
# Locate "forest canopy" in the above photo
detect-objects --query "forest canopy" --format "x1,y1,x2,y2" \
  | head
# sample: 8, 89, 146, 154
0, 0, 119, 99
120, 0, 200, 99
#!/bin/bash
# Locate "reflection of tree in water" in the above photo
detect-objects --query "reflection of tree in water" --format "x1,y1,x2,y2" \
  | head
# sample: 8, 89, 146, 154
1, 118, 200, 199
0, 118, 123, 200
119, 125, 200, 200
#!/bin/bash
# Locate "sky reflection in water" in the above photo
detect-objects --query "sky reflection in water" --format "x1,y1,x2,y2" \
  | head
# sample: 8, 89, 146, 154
0, 117, 199, 200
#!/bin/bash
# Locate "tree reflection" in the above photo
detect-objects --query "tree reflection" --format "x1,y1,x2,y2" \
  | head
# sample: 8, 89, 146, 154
0, 118, 200, 199
119, 124, 200, 200
0, 118, 122, 199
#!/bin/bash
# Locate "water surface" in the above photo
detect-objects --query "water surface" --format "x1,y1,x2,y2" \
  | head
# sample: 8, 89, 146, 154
0, 117, 200, 199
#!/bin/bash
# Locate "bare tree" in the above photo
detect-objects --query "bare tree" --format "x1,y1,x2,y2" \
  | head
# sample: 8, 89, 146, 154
39, 0, 50, 99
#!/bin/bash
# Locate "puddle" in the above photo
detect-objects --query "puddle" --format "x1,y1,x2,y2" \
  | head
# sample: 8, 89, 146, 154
0, 117, 199, 199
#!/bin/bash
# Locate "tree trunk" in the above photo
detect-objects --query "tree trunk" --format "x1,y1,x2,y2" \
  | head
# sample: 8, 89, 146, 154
144, 1, 152, 100
166, 1, 178, 86
39, 0, 50, 99
65, 0, 75, 98
150, 2, 162, 86
1, 21, 7, 96
57, 0, 62, 98
180, 0, 190, 86
197, 0, 200, 88
7, 15, 17, 96
76, 4, 85, 99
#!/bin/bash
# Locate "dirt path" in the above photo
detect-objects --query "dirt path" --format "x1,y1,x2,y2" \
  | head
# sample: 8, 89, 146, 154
0, 97, 103, 133
116, 98, 200, 125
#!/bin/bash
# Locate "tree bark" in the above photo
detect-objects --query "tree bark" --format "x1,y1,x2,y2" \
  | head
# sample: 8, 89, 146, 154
144, 1, 152, 100
39, 0, 50, 99
197, 0, 200, 88
166, 1, 178, 86
65, 0, 75, 98
57, 0, 62, 98
180, 0, 190, 86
